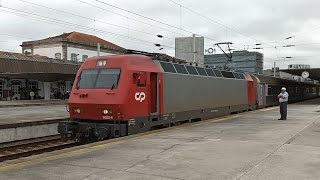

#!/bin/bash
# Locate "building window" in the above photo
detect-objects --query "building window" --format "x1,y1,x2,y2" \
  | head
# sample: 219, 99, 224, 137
55, 53, 61, 59
0, 81, 3, 97
82, 55, 88, 61
29, 81, 38, 90
71, 53, 78, 62
11, 80, 22, 95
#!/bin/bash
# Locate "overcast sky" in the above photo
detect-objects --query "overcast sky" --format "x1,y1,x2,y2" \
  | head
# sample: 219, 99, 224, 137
1, 0, 320, 69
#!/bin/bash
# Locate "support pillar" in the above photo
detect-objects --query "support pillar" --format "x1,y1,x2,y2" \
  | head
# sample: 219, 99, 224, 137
43, 82, 51, 100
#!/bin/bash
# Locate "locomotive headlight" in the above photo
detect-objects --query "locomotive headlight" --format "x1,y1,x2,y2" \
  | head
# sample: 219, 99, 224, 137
73, 108, 81, 114
102, 109, 112, 115
97, 60, 107, 67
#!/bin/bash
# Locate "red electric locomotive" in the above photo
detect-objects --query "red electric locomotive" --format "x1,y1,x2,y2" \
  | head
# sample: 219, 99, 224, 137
58, 50, 257, 142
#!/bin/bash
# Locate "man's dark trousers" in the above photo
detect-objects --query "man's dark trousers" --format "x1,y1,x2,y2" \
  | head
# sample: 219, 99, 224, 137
280, 102, 288, 120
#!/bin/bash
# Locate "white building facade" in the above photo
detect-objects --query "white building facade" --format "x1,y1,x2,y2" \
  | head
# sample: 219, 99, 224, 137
22, 32, 124, 62
0, 32, 124, 100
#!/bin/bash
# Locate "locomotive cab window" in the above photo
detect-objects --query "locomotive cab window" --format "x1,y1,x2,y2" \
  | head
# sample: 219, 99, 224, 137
77, 69, 121, 89
160, 62, 176, 73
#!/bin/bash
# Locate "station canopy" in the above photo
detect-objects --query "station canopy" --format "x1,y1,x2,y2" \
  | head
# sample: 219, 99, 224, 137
0, 51, 81, 82
281, 68, 320, 80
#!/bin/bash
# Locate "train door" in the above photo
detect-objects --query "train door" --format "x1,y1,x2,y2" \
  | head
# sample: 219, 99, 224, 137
0, 81, 3, 98
258, 83, 266, 108
149, 73, 158, 115
147, 72, 160, 123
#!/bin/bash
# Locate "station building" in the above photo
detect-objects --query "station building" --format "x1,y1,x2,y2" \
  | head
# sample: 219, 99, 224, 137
21, 31, 125, 62
204, 50, 264, 74
0, 32, 125, 100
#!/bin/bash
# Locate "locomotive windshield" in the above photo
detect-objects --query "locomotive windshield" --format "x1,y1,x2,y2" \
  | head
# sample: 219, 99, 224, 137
77, 69, 121, 89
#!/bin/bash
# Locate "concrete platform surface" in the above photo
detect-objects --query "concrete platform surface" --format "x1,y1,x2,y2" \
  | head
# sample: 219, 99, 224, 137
0, 105, 68, 127
1, 99, 320, 180
0, 100, 67, 108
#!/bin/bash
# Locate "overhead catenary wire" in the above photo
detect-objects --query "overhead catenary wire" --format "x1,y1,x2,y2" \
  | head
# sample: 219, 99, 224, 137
73, 0, 187, 37
167, 0, 276, 48
76, 0, 258, 51
2, 1, 297, 65
0, 6, 217, 56
93, 0, 197, 35
0, 8, 179, 54
0, 6, 166, 47
0, 33, 32, 40
79, 0, 220, 43
15, 0, 175, 40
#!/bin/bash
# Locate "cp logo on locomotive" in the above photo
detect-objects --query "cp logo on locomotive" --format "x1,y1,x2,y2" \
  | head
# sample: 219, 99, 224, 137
135, 92, 146, 102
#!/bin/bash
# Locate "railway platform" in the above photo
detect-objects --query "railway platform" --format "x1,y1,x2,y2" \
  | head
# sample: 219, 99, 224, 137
0, 98, 320, 180
0, 99, 67, 108
0, 105, 68, 143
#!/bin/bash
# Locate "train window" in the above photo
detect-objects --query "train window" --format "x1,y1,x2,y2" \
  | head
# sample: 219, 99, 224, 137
77, 69, 121, 89
239, 73, 246, 79
221, 71, 235, 78
195, 67, 207, 76
205, 69, 216, 77
77, 70, 98, 89
137, 72, 146, 87
233, 73, 241, 79
268, 87, 273, 95
95, 69, 121, 89
173, 64, 188, 74
213, 70, 223, 77
185, 66, 198, 75
160, 62, 176, 73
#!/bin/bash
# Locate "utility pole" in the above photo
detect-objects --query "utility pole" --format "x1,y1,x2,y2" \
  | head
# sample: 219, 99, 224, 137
193, 34, 196, 64
273, 62, 276, 77
97, 43, 100, 56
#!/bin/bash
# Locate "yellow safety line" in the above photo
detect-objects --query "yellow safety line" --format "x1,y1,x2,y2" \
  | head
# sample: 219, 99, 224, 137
259, 107, 278, 112
0, 106, 277, 172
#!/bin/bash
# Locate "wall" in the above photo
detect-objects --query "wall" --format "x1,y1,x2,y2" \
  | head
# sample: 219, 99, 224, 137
67, 47, 115, 62
33, 44, 63, 59
175, 36, 204, 65
0, 123, 59, 143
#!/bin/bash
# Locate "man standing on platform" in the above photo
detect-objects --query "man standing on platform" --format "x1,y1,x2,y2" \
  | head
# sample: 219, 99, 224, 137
277, 87, 289, 120
30, 90, 35, 100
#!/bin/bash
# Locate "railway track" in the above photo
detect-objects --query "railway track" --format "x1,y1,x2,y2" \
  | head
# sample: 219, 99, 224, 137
0, 135, 77, 162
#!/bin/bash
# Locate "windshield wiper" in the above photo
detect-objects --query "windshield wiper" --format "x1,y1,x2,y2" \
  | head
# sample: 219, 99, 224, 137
110, 76, 119, 90
76, 77, 81, 90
